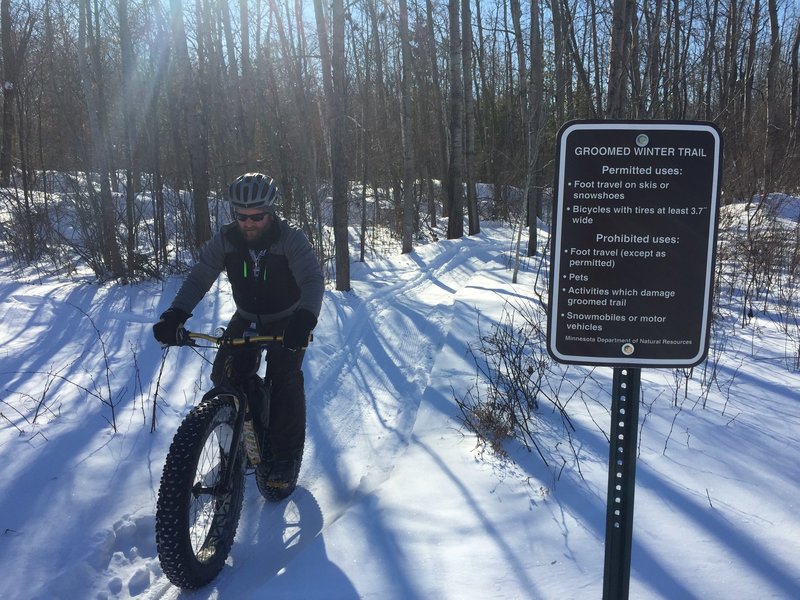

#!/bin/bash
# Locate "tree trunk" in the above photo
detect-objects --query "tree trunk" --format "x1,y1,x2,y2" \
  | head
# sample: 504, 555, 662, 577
720, 0, 741, 120
608, 0, 635, 118
118, 0, 137, 278
1, 0, 15, 186
704, 0, 720, 120
400, 0, 415, 252
446, 0, 464, 240
642, 0, 663, 117
670, 0, 681, 118
742, 0, 761, 127
560, 0, 597, 117
148, 0, 169, 269
791, 21, 800, 142
315, 0, 349, 290
425, 0, 449, 217
357, 7, 374, 263
331, 0, 349, 289
511, 0, 531, 244
550, 0, 566, 124
527, 0, 544, 256
764, 0, 781, 191
463, 0, 479, 236
589, 0, 604, 115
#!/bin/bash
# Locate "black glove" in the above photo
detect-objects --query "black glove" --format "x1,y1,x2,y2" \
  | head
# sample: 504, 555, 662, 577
283, 309, 317, 351
153, 308, 192, 346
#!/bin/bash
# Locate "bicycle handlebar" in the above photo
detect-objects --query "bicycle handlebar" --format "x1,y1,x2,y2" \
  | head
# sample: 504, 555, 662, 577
177, 329, 313, 348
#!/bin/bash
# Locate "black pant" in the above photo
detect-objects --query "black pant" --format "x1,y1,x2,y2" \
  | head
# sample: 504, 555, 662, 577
211, 313, 307, 461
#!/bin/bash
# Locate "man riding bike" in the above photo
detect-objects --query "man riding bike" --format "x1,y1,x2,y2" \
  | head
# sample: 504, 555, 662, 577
153, 172, 324, 500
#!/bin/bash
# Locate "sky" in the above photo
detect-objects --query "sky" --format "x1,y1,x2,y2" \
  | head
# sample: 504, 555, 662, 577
0, 211, 799, 599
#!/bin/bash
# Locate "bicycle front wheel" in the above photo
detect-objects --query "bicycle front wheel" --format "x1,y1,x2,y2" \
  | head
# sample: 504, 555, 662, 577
156, 395, 245, 589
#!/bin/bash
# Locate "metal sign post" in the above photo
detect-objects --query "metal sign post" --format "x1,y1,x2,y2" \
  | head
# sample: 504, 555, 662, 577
545, 120, 723, 599
603, 367, 641, 600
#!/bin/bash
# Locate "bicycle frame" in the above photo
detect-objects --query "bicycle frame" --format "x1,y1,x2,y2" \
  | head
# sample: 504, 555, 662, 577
182, 330, 282, 477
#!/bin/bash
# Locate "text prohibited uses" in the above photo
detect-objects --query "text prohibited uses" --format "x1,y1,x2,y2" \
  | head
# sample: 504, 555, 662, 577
548, 121, 722, 367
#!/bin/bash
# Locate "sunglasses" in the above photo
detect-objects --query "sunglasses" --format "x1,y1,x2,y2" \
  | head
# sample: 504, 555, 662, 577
234, 212, 270, 222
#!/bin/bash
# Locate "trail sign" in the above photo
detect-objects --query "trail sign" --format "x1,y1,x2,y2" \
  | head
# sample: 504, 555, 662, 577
548, 121, 723, 368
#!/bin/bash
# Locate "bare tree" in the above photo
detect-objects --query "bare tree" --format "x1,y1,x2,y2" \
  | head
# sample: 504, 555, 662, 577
77, 0, 123, 277
1, 0, 35, 258
640, 0, 664, 117
549, 0, 568, 124
331, 0, 350, 289
1, 0, 16, 186
742, 0, 762, 128
792, 21, 800, 143
315, 0, 350, 290
400, 0, 415, 253
527, 0, 545, 256
424, 0, 449, 224
446, 0, 463, 240
764, 0, 781, 191
2, 0, 800, 284
148, 0, 170, 269
169, 0, 211, 248
118, 0, 137, 278
463, 0, 479, 236
560, 0, 597, 117
607, 0, 636, 118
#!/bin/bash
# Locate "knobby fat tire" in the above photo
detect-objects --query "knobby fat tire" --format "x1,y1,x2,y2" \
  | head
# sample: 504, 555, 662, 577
155, 395, 245, 589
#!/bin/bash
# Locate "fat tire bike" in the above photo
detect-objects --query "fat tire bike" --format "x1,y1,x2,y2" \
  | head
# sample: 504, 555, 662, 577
155, 329, 307, 589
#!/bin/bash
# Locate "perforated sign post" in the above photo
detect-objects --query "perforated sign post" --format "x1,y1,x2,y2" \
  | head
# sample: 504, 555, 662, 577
547, 121, 722, 599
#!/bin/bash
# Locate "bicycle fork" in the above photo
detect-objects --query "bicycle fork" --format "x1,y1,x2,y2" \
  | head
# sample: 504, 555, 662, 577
200, 380, 270, 496
200, 388, 262, 496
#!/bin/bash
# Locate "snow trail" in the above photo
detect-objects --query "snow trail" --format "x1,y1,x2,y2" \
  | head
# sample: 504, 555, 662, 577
140, 229, 508, 597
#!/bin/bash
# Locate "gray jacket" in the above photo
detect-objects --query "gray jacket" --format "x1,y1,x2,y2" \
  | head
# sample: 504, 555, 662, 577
170, 218, 324, 324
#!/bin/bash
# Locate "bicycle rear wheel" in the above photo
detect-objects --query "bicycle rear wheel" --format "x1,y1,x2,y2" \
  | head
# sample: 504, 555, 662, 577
156, 395, 245, 589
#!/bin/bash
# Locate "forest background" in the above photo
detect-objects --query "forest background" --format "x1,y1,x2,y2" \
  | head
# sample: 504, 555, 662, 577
0, 0, 799, 288
1, 5, 800, 595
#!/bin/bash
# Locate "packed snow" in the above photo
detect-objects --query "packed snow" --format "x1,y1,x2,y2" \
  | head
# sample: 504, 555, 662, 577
1, 213, 799, 599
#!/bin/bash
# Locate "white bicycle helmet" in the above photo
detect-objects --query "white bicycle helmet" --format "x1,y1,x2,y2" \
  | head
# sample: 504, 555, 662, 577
228, 173, 279, 211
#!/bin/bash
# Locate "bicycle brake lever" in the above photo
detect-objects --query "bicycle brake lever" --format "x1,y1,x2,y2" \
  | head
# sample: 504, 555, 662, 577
175, 327, 191, 346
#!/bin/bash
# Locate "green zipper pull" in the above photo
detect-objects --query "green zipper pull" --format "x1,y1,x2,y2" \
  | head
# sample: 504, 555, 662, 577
243, 260, 248, 278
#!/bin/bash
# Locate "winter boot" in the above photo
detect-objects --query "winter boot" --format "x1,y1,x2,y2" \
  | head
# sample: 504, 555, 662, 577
256, 452, 302, 502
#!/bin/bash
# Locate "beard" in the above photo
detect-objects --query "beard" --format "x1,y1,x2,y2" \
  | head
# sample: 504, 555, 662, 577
242, 221, 276, 250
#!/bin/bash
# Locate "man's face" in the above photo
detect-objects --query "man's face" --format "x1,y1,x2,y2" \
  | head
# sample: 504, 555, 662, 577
234, 208, 273, 242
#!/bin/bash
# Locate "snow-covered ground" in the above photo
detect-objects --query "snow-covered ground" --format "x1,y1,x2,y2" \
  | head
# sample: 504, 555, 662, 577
1, 219, 799, 599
